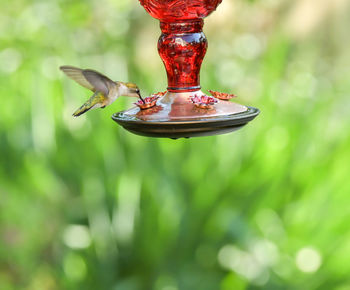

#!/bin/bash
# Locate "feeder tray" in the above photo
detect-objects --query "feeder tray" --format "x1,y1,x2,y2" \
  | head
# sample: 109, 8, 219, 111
113, 91, 259, 138
113, 0, 260, 138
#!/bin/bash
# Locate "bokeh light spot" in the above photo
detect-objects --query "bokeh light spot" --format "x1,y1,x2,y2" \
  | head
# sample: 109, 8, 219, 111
0, 48, 22, 74
296, 247, 322, 273
63, 224, 91, 249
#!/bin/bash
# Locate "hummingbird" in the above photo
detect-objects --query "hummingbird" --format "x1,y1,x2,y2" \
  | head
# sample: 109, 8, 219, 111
60, 65, 143, 117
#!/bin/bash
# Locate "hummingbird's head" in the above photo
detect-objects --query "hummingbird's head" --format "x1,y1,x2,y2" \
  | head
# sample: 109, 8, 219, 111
124, 82, 141, 98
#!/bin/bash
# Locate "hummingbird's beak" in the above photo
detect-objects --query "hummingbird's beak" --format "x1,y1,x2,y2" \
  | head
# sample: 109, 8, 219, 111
138, 91, 145, 104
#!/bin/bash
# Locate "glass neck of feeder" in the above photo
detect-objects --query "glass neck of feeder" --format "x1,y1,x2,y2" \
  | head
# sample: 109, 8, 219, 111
158, 19, 208, 93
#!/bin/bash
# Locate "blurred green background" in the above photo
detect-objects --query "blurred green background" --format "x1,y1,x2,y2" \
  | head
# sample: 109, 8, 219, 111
1, 0, 350, 289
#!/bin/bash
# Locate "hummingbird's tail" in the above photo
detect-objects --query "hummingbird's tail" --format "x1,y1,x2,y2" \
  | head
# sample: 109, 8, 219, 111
73, 103, 94, 117
72, 92, 105, 117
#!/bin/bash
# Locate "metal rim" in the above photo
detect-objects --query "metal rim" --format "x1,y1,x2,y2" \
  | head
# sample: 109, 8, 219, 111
112, 106, 260, 125
111, 106, 260, 138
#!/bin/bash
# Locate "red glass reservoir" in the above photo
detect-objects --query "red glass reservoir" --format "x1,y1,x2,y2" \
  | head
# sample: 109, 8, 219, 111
158, 20, 207, 92
139, 0, 222, 21
139, 0, 222, 92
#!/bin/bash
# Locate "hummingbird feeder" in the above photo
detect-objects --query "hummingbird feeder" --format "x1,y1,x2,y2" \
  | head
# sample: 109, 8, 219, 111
112, 0, 259, 138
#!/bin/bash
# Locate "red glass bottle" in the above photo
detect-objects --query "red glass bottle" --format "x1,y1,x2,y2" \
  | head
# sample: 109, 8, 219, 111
139, 0, 222, 92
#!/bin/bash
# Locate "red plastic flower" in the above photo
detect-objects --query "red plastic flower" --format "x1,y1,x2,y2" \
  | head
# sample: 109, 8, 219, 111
190, 94, 218, 109
137, 105, 163, 117
134, 96, 160, 110
208, 90, 237, 100
155, 91, 167, 97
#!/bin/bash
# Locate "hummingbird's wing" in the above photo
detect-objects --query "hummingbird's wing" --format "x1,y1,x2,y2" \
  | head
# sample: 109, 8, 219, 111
82, 69, 113, 97
60, 66, 95, 91
60, 66, 114, 96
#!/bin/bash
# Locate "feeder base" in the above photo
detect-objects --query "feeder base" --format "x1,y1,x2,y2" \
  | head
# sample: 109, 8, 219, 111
112, 108, 259, 139
113, 109, 261, 139
112, 90, 259, 139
